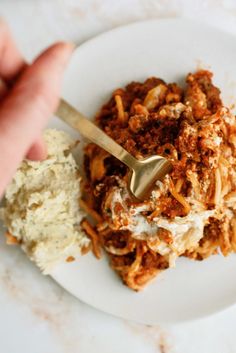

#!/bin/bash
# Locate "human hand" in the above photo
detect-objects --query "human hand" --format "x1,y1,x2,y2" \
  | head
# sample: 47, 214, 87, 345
0, 21, 74, 198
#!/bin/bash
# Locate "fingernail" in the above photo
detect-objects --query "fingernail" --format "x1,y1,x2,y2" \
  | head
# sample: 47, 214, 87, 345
56, 41, 76, 53
66, 42, 76, 51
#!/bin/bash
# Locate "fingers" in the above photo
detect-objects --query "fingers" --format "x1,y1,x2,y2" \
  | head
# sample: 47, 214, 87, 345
26, 136, 47, 161
11, 42, 74, 122
0, 19, 26, 81
0, 42, 74, 198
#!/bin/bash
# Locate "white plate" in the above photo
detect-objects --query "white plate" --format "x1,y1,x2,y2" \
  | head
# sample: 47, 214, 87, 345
50, 19, 236, 324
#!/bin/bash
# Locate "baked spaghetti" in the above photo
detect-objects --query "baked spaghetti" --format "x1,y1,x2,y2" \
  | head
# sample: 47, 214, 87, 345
81, 70, 236, 291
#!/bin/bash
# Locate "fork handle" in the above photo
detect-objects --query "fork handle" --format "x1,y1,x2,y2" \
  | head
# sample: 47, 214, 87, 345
56, 99, 138, 169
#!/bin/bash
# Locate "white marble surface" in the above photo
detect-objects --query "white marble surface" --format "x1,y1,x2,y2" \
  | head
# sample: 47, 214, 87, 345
1, 1, 236, 352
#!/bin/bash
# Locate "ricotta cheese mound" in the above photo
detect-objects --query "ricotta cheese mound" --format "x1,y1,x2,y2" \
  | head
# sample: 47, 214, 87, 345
108, 185, 216, 268
2, 129, 90, 274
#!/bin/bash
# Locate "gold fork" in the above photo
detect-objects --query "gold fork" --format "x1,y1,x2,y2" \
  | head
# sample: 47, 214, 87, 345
56, 99, 172, 200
